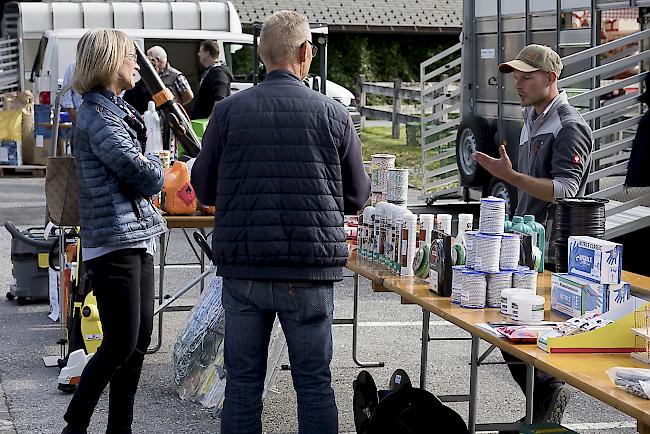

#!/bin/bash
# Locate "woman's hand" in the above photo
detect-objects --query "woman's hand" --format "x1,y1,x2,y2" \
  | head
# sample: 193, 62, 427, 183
138, 154, 151, 163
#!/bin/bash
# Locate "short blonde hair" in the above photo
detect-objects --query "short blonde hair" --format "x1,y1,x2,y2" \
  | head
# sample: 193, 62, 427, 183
258, 11, 310, 65
73, 29, 134, 95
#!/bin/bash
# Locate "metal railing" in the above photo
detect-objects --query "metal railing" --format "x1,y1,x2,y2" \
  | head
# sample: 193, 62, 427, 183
560, 28, 650, 237
419, 42, 462, 202
0, 37, 20, 108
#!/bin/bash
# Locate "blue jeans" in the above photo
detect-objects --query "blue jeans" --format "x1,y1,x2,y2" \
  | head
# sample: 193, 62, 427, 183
220, 278, 338, 434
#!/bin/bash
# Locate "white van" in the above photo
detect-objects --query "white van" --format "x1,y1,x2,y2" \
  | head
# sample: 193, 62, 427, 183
31, 28, 356, 115
4, 2, 356, 114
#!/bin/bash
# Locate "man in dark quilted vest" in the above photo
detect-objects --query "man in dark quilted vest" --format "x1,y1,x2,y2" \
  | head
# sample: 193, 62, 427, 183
191, 10, 371, 434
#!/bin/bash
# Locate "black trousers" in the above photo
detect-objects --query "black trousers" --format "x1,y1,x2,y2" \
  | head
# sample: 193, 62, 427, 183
64, 248, 154, 434
501, 350, 564, 418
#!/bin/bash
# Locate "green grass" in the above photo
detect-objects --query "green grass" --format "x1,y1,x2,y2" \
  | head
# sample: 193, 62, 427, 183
360, 126, 422, 187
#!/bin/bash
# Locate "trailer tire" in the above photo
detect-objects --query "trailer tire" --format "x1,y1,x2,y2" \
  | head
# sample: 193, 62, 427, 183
456, 116, 495, 187
487, 177, 518, 217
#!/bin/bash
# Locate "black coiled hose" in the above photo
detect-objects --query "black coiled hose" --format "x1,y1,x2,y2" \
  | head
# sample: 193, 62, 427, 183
554, 198, 607, 272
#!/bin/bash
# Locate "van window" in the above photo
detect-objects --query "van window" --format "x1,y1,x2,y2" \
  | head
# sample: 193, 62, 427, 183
29, 36, 48, 82
223, 43, 261, 83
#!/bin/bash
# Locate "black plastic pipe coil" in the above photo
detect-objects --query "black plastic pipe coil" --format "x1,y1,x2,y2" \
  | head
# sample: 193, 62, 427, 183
554, 197, 607, 273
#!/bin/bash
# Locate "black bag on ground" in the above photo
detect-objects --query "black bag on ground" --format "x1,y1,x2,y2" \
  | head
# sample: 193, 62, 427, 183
353, 369, 469, 434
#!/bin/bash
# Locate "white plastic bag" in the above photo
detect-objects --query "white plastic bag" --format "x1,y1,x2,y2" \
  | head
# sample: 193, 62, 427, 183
171, 274, 288, 415
606, 367, 650, 399
171, 274, 226, 407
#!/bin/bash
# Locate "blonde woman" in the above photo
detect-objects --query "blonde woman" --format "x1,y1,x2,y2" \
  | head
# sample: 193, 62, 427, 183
61, 29, 167, 434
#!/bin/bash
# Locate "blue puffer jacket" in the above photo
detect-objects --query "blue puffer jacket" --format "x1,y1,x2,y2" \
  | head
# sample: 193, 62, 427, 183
73, 91, 167, 249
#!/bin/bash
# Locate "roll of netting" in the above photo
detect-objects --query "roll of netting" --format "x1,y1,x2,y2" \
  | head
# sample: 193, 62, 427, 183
554, 198, 607, 273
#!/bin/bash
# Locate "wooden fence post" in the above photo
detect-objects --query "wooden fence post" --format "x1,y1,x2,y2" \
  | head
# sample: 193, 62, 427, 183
392, 78, 401, 139
357, 74, 366, 128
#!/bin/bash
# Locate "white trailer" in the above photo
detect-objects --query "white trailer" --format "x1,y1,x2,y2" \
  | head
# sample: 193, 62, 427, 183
420, 0, 650, 240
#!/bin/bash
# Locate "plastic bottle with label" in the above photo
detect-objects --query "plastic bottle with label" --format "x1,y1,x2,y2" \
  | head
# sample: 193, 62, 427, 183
523, 214, 545, 271
144, 101, 163, 154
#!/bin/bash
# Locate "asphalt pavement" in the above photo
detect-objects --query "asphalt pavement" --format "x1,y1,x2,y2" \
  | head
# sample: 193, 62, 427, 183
0, 177, 638, 434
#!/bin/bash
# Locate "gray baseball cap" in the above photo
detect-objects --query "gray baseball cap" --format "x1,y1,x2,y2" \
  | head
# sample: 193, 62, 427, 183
499, 44, 563, 76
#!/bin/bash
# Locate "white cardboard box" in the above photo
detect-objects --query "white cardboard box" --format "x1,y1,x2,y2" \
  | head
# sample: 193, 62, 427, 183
551, 273, 630, 317
567, 236, 622, 284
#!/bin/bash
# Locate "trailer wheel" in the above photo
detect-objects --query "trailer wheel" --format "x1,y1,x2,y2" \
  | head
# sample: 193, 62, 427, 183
487, 178, 517, 217
6, 292, 14, 301
456, 116, 494, 187
16, 296, 27, 306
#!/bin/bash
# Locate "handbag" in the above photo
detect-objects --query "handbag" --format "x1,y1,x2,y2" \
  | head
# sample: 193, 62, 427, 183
45, 156, 79, 226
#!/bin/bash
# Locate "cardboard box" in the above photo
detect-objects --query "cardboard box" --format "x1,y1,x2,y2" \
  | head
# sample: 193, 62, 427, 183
539, 296, 644, 353
0, 140, 22, 166
28, 136, 65, 166
567, 236, 622, 284
608, 281, 631, 312
551, 273, 630, 318
551, 273, 586, 317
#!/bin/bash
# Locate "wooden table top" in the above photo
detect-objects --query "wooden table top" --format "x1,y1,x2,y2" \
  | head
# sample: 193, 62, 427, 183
163, 214, 214, 229
346, 251, 650, 426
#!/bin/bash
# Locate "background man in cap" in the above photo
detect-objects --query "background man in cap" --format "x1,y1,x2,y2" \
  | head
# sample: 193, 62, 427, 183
474, 44, 593, 431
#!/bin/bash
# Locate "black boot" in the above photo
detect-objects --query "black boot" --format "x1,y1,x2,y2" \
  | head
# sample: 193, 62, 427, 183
61, 425, 87, 434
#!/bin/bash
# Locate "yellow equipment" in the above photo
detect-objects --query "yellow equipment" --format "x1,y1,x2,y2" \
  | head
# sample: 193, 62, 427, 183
80, 291, 103, 354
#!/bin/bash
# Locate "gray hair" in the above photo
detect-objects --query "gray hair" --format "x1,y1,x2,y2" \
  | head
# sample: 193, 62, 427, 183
147, 46, 167, 62
258, 11, 311, 65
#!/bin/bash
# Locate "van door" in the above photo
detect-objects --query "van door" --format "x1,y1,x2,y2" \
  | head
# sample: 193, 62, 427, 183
30, 35, 51, 104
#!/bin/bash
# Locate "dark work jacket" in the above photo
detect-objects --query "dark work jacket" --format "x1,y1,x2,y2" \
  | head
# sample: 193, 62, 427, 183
191, 70, 371, 281
190, 63, 234, 119
625, 74, 650, 187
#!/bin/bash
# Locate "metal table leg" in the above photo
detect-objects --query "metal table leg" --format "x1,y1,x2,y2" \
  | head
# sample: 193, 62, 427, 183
147, 230, 167, 354
468, 334, 480, 434
199, 228, 206, 293
525, 363, 535, 424
352, 272, 384, 368
419, 309, 430, 389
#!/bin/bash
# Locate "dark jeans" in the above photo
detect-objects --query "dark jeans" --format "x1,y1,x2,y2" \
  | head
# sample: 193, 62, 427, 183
64, 248, 154, 434
501, 350, 564, 419
220, 278, 338, 434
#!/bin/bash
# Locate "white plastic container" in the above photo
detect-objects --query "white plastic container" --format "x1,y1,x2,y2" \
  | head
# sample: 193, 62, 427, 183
457, 213, 473, 238
511, 293, 545, 323
436, 214, 452, 235
144, 100, 163, 153
418, 214, 435, 248
400, 214, 418, 276
500, 287, 536, 315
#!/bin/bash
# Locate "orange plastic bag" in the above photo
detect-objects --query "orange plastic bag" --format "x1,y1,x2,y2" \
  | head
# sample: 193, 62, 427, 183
161, 161, 197, 215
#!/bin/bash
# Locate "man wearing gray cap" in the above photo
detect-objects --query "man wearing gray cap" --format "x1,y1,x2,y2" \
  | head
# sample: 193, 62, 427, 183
474, 44, 593, 431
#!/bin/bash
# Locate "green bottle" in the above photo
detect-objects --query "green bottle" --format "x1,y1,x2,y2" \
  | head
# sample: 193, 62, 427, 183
510, 216, 531, 235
